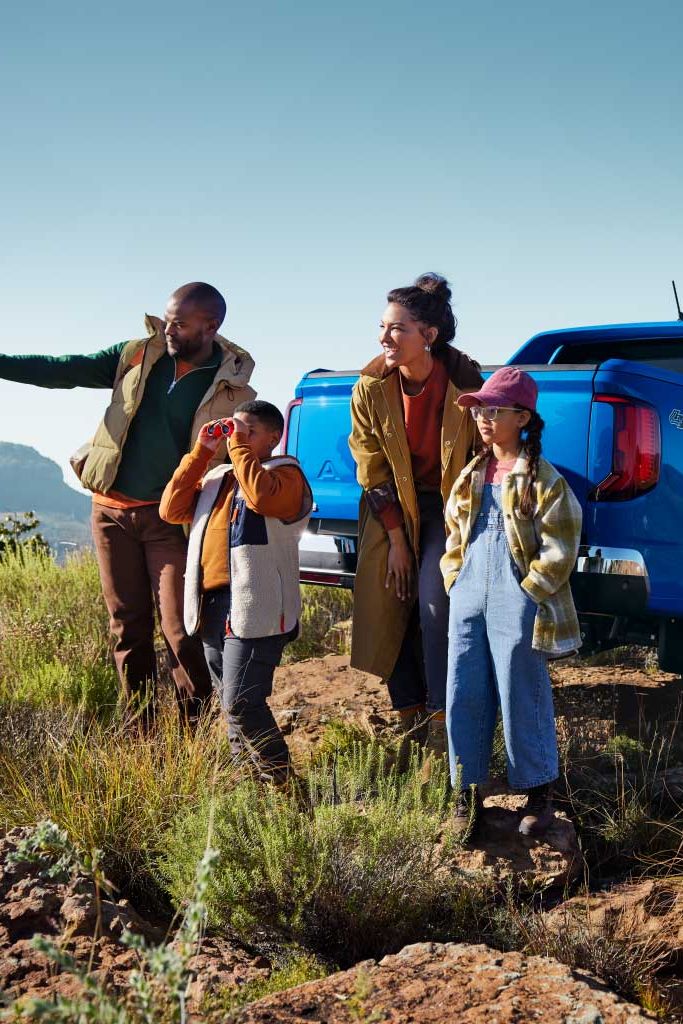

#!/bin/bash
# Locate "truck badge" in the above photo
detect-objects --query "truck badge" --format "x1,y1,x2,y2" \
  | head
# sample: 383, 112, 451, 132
669, 409, 683, 429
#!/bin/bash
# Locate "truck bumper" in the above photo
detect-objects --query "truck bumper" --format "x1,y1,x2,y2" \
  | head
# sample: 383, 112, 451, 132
298, 531, 651, 619
570, 545, 649, 617
299, 531, 357, 588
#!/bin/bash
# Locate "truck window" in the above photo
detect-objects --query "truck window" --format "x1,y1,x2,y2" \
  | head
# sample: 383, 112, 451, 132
552, 339, 683, 373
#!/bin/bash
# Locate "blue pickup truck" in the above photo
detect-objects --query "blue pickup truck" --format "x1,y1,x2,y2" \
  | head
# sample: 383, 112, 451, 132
284, 321, 683, 673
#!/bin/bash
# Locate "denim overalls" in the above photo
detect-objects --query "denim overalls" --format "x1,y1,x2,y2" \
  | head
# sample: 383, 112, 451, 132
446, 482, 558, 790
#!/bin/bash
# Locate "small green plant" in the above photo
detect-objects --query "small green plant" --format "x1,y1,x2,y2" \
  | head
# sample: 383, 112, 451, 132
201, 951, 328, 1016
0, 548, 118, 714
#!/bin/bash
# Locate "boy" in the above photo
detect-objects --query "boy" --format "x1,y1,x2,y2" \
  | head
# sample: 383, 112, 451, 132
160, 400, 312, 784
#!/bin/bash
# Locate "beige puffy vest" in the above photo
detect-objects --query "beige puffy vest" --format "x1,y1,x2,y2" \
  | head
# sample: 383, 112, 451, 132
73, 315, 256, 493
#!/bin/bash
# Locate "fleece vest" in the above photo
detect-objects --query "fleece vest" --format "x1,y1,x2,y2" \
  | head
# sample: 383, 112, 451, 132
184, 457, 312, 639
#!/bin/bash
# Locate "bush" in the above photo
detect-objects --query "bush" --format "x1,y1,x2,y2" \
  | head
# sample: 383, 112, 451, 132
0, 548, 117, 713
160, 741, 493, 967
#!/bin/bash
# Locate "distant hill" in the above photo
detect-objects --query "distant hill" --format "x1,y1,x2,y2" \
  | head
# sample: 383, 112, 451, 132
0, 442, 92, 551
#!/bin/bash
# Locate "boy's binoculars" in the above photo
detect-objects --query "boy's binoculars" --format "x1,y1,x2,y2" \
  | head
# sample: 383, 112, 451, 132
207, 420, 234, 438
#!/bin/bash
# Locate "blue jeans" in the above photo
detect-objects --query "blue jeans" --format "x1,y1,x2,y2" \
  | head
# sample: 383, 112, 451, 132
201, 587, 296, 783
387, 490, 450, 713
446, 484, 558, 790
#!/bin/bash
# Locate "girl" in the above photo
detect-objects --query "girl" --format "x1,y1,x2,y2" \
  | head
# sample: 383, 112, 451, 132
441, 366, 582, 836
349, 273, 482, 756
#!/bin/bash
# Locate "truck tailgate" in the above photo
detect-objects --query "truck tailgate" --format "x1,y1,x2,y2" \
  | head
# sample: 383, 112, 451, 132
288, 371, 361, 523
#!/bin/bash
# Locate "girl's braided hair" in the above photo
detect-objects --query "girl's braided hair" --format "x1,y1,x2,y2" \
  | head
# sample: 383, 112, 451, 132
518, 408, 545, 517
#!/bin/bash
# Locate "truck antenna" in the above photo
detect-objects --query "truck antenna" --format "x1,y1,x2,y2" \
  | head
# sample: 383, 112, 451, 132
672, 280, 683, 321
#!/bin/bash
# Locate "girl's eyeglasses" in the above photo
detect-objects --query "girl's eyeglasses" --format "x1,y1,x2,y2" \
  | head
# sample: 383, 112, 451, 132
470, 406, 519, 421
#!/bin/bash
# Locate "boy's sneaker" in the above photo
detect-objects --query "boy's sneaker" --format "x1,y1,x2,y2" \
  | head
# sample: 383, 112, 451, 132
518, 784, 555, 836
452, 785, 482, 842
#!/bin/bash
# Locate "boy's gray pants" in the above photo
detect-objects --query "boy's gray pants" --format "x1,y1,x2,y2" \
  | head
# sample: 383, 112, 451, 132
200, 586, 296, 784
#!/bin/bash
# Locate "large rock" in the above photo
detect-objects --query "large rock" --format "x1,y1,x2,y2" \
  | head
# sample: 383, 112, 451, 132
451, 792, 582, 889
234, 941, 655, 1023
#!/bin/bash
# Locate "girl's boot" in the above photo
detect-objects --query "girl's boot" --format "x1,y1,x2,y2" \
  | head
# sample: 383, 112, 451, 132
518, 784, 555, 836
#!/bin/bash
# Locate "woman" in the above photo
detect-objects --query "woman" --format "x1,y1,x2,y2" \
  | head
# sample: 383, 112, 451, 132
349, 273, 483, 755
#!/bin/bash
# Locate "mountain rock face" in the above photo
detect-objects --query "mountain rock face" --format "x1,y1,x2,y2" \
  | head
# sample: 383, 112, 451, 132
0, 442, 91, 549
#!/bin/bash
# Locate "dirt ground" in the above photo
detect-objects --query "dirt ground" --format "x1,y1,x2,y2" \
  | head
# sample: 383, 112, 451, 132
271, 654, 683, 763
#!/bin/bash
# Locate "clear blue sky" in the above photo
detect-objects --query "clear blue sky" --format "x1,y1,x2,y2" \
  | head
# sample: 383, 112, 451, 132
1, 0, 681, 489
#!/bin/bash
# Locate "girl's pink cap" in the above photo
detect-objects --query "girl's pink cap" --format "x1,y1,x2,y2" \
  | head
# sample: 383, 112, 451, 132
457, 366, 538, 411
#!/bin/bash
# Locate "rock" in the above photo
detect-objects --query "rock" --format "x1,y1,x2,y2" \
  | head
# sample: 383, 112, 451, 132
548, 879, 683, 965
233, 941, 655, 1023
451, 792, 582, 889
0, 827, 268, 1008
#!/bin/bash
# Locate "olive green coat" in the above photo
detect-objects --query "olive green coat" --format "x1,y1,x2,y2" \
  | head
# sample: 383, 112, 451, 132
78, 315, 256, 493
348, 348, 483, 680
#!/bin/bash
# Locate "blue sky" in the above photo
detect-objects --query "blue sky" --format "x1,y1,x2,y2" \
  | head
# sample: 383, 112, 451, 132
1, 0, 682, 489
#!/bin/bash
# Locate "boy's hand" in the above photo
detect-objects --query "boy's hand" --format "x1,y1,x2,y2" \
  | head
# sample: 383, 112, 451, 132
231, 413, 250, 440
198, 418, 234, 452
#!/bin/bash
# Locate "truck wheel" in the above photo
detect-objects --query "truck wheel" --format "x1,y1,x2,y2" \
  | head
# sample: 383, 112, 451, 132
658, 618, 683, 674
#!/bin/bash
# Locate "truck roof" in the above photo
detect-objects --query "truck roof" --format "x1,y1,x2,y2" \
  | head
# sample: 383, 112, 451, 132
511, 320, 683, 364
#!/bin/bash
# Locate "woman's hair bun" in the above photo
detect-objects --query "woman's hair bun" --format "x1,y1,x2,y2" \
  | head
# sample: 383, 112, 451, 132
387, 272, 457, 349
414, 273, 451, 303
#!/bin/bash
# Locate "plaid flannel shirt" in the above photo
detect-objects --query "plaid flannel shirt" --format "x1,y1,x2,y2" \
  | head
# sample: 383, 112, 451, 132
441, 452, 583, 656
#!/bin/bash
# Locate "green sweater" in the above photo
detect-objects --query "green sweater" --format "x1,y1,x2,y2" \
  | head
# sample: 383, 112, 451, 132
0, 344, 222, 501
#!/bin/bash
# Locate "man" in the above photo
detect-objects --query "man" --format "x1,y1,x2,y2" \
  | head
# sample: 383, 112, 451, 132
0, 282, 256, 722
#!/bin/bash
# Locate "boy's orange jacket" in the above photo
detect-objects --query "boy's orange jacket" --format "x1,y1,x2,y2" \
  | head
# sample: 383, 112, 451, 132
159, 436, 305, 591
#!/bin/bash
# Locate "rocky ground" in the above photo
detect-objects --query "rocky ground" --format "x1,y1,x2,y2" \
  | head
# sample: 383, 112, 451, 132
272, 652, 682, 763
234, 942, 658, 1023
1, 654, 681, 1020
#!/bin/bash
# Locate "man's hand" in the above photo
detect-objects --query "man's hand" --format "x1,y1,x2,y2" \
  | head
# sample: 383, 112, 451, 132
198, 418, 234, 452
385, 527, 413, 601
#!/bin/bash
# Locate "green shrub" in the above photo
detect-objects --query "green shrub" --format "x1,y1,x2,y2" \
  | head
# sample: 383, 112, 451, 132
160, 741, 492, 967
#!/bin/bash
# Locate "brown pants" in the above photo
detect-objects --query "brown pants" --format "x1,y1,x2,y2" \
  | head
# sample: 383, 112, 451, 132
91, 502, 212, 720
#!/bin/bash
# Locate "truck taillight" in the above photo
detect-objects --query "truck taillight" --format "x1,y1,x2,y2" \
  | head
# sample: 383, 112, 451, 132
589, 395, 661, 501
281, 398, 302, 455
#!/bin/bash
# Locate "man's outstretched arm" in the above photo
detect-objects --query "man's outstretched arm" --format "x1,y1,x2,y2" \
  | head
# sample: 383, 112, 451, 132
0, 342, 125, 389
